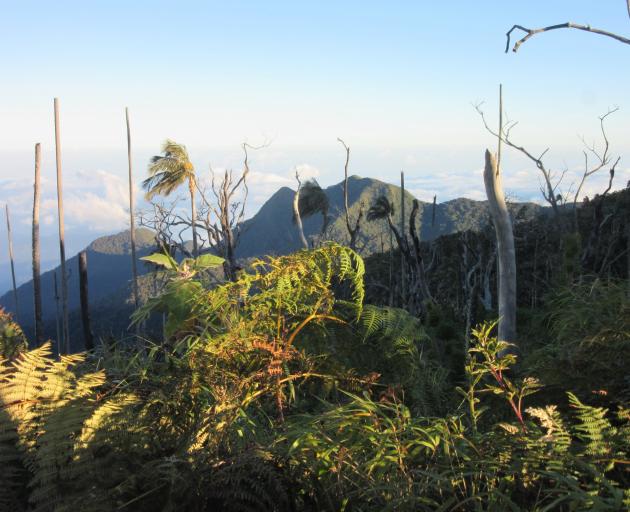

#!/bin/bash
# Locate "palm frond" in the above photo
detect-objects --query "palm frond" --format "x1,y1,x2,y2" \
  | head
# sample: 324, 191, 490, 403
367, 195, 394, 221
296, 179, 328, 220
144, 139, 194, 199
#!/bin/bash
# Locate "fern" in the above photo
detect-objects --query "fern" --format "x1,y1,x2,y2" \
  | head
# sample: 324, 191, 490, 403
207, 450, 290, 512
1, 245, 628, 511
567, 392, 614, 459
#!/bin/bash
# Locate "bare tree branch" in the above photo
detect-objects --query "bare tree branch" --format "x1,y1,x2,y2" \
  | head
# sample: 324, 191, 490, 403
337, 137, 363, 250
192, 141, 268, 280
506, 22, 630, 53
475, 103, 619, 219
475, 102, 561, 214
573, 108, 620, 223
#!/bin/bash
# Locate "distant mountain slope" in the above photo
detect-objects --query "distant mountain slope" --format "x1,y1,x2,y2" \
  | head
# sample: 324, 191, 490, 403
1, 176, 545, 347
0, 228, 156, 341
236, 176, 544, 257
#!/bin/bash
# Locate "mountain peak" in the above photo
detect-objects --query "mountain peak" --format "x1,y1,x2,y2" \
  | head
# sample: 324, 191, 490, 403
88, 227, 155, 255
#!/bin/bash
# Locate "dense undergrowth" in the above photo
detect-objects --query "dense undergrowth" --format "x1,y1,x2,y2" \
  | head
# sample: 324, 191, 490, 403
1, 245, 628, 511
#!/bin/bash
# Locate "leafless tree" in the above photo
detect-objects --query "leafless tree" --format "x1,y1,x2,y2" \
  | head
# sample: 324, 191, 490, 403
476, 102, 564, 214
367, 196, 433, 316
78, 251, 93, 350
138, 199, 194, 299
573, 108, 621, 228
54, 98, 70, 353
140, 142, 262, 282
505, 2, 630, 53
139, 199, 191, 257
338, 138, 363, 250
408, 199, 433, 305
125, 108, 140, 309
5, 205, 18, 322
475, 103, 619, 220
195, 143, 261, 281
484, 150, 517, 348
32, 143, 44, 344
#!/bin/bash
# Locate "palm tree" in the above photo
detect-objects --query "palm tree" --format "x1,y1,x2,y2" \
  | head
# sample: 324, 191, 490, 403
292, 177, 329, 248
367, 196, 396, 230
298, 179, 329, 237
144, 140, 198, 256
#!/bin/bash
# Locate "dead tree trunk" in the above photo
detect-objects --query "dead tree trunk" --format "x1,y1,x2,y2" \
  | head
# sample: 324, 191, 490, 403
54, 98, 70, 353
481, 248, 495, 311
462, 233, 481, 351
409, 199, 433, 305
5, 205, 19, 322
388, 228, 394, 306
400, 171, 406, 300
79, 251, 94, 350
32, 143, 44, 344
293, 172, 308, 249
627, 207, 630, 298
188, 176, 198, 257
125, 108, 139, 309
338, 138, 362, 249
53, 271, 61, 355
483, 150, 517, 347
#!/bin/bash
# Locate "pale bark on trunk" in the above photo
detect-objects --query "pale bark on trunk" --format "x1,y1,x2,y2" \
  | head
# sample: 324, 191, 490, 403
54, 98, 70, 353
125, 108, 139, 309
483, 150, 517, 346
32, 143, 44, 344
189, 177, 198, 257
293, 174, 308, 249
79, 251, 94, 350
481, 249, 495, 311
339, 139, 362, 249
5, 205, 19, 322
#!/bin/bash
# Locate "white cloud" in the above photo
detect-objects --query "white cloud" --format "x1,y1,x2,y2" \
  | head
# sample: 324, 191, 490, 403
32, 170, 134, 232
294, 163, 320, 180
404, 154, 418, 166
403, 163, 630, 205
248, 171, 293, 186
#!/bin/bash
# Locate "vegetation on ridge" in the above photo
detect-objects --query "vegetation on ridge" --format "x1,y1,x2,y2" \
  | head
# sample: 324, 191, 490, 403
1, 245, 628, 511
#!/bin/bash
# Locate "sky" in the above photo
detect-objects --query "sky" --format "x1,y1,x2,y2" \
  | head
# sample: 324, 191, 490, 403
1, 0, 629, 289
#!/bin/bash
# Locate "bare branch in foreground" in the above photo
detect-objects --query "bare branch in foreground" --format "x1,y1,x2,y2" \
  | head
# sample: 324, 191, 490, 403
506, 21, 630, 53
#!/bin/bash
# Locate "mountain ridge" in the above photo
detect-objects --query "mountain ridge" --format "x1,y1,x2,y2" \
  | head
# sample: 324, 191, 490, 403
1, 176, 545, 344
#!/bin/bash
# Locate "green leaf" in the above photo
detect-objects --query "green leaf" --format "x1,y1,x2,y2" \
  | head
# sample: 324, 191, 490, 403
141, 252, 177, 270
193, 253, 224, 270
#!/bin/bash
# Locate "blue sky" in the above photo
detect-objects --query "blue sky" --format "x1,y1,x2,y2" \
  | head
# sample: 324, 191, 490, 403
1, 1, 629, 287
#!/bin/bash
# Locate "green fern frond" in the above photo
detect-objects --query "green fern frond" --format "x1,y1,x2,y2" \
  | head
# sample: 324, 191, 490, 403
567, 392, 614, 458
